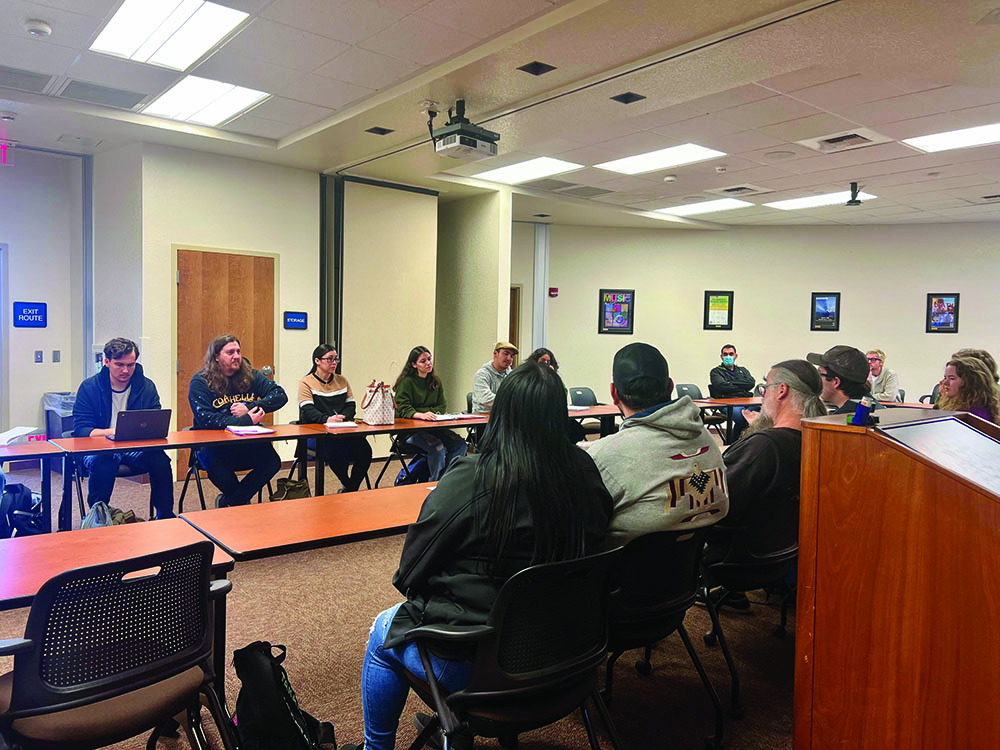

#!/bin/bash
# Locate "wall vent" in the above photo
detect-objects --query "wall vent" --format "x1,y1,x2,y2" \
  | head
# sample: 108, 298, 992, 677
797, 127, 892, 154
705, 183, 773, 197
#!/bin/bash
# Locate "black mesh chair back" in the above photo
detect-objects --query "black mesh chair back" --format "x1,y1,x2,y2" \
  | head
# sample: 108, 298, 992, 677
466, 392, 473, 413
7, 541, 215, 715
675, 383, 705, 400
569, 387, 599, 407
404, 548, 624, 749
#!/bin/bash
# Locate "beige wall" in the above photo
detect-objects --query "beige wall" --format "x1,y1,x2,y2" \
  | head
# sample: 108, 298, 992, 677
0, 149, 84, 429
140, 145, 320, 442
547, 223, 1000, 402
511, 222, 535, 358
436, 191, 512, 410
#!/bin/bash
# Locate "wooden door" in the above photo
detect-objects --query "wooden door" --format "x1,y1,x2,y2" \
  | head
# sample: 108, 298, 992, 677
176, 249, 275, 478
509, 285, 521, 366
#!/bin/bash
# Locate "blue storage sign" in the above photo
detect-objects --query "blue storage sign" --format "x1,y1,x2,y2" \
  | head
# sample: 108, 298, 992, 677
13, 302, 47, 328
283, 311, 307, 330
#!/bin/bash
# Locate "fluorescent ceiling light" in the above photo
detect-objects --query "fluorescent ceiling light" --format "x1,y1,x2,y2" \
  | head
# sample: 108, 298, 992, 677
656, 198, 754, 216
594, 144, 726, 175
474, 157, 583, 184
764, 191, 877, 211
90, 0, 248, 71
903, 123, 1000, 153
144, 75, 268, 126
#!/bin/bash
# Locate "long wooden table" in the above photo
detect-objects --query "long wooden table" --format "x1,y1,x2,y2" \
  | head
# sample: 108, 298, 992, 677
0, 519, 236, 702
568, 404, 621, 437
0, 441, 63, 533
181, 482, 434, 560
692, 396, 762, 443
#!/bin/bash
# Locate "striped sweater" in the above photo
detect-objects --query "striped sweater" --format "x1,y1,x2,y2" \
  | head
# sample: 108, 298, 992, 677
297, 373, 357, 423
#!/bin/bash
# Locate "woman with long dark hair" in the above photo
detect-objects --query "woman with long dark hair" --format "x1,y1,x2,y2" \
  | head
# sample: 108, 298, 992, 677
526, 347, 558, 371
937, 356, 1000, 423
296, 343, 372, 492
392, 345, 466, 480
343, 362, 613, 750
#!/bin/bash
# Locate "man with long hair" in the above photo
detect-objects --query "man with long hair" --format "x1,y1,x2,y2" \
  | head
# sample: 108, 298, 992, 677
72, 337, 175, 519
583, 342, 729, 550
188, 334, 287, 506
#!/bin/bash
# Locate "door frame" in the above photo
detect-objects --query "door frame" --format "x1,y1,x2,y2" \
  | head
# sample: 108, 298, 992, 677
170, 243, 281, 432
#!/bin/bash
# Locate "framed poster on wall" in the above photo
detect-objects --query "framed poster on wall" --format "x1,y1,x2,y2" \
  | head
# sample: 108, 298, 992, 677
703, 291, 733, 331
599, 289, 634, 334
810, 292, 841, 331
926, 293, 959, 333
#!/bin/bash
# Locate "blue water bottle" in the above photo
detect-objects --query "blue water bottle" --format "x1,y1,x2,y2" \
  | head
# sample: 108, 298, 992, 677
852, 395, 875, 426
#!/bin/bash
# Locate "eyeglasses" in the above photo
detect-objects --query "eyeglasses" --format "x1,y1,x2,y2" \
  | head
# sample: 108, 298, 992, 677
755, 382, 783, 396
866, 357, 881, 363
318, 356, 339, 363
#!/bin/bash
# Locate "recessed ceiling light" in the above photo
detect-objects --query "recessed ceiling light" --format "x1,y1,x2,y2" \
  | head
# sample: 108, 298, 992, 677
656, 198, 754, 216
365, 126, 394, 135
143, 75, 267, 126
475, 157, 583, 185
595, 144, 726, 175
610, 92, 646, 105
763, 150, 797, 160
903, 122, 1000, 153
517, 61, 557, 76
764, 190, 877, 210
90, 0, 248, 71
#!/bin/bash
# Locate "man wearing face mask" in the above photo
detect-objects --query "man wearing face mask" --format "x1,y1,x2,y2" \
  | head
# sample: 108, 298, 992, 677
709, 344, 755, 441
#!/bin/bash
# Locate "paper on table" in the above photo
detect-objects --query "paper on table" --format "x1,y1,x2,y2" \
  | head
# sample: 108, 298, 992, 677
435, 413, 482, 420
325, 421, 358, 429
0, 426, 41, 445
226, 425, 276, 435
567, 405, 588, 411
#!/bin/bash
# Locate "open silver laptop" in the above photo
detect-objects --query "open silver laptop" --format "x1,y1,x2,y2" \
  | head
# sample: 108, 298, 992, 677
107, 409, 171, 441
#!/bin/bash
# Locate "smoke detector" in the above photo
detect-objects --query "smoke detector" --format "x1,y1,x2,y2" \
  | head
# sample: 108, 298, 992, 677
25, 19, 52, 38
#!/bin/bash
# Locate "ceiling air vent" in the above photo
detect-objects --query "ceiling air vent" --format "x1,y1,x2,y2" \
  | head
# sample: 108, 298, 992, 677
58, 80, 147, 109
557, 186, 614, 198
523, 178, 579, 191
797, 127, 892, 154
0, 64, 51, 94
705, 183, 773, 197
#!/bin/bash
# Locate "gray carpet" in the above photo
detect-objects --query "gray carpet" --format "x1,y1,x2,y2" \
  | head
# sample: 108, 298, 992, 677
0, 462, 793, 749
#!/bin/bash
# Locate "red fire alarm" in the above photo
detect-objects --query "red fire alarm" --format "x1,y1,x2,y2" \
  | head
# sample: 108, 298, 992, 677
549, 287, 559, 298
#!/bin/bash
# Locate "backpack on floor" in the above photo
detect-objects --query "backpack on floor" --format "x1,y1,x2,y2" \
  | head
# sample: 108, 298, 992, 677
394, 455, 430, 486
81, 500, 115, 530
0, 483, 44, 538
233, 641, 336, 750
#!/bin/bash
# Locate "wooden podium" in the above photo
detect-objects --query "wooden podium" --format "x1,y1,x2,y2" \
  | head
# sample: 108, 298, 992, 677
795, 409, 1000, 749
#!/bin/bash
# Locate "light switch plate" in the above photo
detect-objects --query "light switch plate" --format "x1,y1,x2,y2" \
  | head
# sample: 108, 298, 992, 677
34, 350, 43, 363
52, 350, 60, 363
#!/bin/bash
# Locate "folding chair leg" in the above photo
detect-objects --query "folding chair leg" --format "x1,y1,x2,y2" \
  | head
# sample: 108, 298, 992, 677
178, 466, 194, 514
202, 685, 239, 750
186, 701, 209, 750
589, 688, 626, 750
374, 434, 408, 487
74, 465, 86, 520
603, 649, 624, 703
579, 704, 601, 750
704, 593, 743, 719
678, 623, 724, 748
192, 463, 206, 509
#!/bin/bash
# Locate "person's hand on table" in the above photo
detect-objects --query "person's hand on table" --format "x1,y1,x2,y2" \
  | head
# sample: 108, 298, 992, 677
248, 406, 266, 424
231, 401, 250, 417
413, 412, 437, 421
327, 414, 345, 423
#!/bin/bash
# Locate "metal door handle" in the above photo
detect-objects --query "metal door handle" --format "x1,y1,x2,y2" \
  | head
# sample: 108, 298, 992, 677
261, 365, 273, 377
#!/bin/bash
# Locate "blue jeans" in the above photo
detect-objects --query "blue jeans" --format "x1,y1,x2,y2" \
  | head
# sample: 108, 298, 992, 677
361, 603, 474, 750
82, 449, 175, 519
406, 430, 467, 481
198, 442, 280, 506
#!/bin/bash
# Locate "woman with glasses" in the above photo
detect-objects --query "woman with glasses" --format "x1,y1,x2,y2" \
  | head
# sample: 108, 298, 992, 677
865, 349, 900, 402
297, 343, 373, 492
937, 356, 1000, 423
393, 346, 467, 480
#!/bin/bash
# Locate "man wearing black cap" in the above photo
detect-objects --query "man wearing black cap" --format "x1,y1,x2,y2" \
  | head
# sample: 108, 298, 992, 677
582, 342, 729, 550
806, 345, 881, 414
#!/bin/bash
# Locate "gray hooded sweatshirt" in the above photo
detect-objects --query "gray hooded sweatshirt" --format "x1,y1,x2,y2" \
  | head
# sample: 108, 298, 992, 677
583, 396, 729, 550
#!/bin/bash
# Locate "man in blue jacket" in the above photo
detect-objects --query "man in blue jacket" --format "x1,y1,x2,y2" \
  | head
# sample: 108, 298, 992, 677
72, 337, 174, 518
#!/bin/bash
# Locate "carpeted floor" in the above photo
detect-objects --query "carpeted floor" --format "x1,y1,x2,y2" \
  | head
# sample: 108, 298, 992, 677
0, 461, 794, 749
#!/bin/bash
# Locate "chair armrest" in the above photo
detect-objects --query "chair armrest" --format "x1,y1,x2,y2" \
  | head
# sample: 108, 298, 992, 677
0, 638, 33, 656
209, 579, 233, 599
918, 394, 931, 404
402, 623, 495, 644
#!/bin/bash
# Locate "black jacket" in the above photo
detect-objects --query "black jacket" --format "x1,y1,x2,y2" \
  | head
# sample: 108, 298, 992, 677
385, 450, 613, 653
73, 363, 161, 437
709, 365, 755, 398
188, 370, 288, 429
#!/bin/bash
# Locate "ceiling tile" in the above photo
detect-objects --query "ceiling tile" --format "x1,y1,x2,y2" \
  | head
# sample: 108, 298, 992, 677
519, 136, 585, 155
212, 0, 273, 11
218, 18, 348, 72
67, 52, 179, 95
193, 53, 296, 93
875, 112, 970, 139
697, 128, 788, 155
221, 114, 297, 138
413, 0, 553, 39
261, 0, 408, 45
841, 90, 948, 125
652, 114, 745, 141
676, 83, 776, 113
0, 2, 104, 48
314, 46, 420, 90
626, 101, 707, 131
790, 75, 914, 110
248, 96, 333, 126
950, 101, 1000, 127
30, 0, 119, 15
916, 84, 1000, 111
0, 33, 77, 75
756, 66, 854, 93
359, 15, 479, 66
281, 73, 373, 109
716, 95, 822, 128
758, 113, 859, 142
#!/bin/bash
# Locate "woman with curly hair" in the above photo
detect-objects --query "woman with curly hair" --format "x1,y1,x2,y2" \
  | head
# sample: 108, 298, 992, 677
937, 356, 1000, 423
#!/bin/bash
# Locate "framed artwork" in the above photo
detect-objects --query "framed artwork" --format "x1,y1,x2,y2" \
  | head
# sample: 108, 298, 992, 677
599, 289, 634, 334
926, 293, 960, 333
703, 291, 733, 331
810, 292, 841, 331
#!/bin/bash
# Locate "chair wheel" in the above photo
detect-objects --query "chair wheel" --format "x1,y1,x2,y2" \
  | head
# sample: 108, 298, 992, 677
773, 625, 787, 639
729, 706, 745, 721
634, 658, 652, 675
703, 631, 717, 647
704, 736, 722, 750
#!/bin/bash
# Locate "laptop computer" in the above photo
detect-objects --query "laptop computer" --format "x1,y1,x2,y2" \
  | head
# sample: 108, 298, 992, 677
107, 409, 172, 441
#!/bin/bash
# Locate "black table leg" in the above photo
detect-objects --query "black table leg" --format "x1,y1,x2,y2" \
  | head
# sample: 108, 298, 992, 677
314, 434, 325, 496
58, 456, 73, 531
40, 456, 51, 533
725, 406, 734, 444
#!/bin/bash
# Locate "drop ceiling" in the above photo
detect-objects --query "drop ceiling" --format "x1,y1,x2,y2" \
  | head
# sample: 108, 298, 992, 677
3, 0, 1000, 227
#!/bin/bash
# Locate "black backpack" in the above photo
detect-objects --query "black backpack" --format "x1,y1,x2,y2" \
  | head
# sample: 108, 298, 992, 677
0, 483, 44, 538
233, 641, 336, 750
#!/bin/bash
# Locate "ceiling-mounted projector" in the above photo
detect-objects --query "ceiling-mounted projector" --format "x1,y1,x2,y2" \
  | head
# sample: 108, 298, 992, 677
431, 99, 499, 161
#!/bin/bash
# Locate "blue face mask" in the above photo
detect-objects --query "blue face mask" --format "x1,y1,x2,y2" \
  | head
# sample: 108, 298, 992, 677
722, 355, 735, 366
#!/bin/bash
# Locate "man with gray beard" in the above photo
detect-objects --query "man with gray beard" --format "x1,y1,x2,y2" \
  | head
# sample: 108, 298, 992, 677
704, 359, 825, 609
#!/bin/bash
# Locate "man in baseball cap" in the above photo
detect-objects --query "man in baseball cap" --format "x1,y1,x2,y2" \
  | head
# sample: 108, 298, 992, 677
806, 345, 880, 414
471, 341, 518, 412
582, 342, 729, 549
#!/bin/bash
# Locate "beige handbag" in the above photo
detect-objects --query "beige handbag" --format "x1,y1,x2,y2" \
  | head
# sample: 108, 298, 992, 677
361, 380, 396, 424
